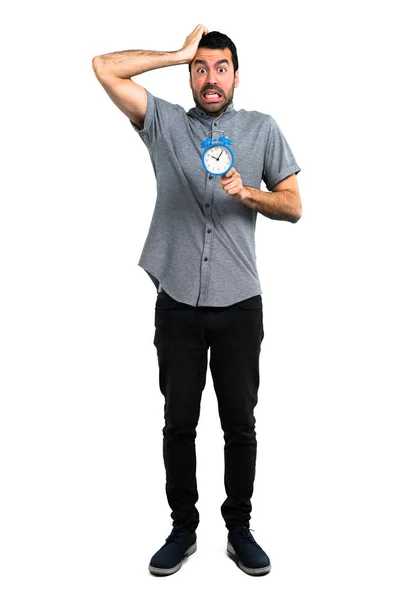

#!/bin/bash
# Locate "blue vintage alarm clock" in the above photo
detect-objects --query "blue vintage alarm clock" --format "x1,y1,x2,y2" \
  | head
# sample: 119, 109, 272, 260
200, 131, 234, 176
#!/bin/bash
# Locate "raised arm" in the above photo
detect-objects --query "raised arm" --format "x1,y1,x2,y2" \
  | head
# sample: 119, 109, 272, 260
92, 24, 208, 128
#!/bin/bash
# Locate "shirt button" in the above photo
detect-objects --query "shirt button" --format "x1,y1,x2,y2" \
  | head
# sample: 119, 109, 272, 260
214, 123, 217, 127
207, 229, 212, 233
208, 174, 213, 180
204, 257, 208, 261
205, 203, 209, 208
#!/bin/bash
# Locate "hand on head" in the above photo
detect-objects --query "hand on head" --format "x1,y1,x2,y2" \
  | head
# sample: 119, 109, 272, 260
179, 24, 209, 64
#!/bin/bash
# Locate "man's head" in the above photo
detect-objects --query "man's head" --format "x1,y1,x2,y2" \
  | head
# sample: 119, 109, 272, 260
189, 31, 239, 117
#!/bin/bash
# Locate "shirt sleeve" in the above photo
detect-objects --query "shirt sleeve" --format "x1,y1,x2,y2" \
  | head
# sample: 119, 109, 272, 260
129, 90, 184, 148
262, 116, 301, 190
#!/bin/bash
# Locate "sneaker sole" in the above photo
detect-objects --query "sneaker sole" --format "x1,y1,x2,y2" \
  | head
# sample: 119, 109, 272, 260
148, 542, 197, 576
227, 542, 271, 576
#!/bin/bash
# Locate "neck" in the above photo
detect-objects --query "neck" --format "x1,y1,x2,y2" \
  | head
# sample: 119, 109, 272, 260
196, 102, 232, 118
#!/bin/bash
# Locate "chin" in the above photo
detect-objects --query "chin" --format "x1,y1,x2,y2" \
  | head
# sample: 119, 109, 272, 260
199, 100, 229, 116
203, 105, 222, 114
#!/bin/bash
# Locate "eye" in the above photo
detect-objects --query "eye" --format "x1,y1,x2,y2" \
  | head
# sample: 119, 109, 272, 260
218, 67, 227, 73
197, 68, 206, 74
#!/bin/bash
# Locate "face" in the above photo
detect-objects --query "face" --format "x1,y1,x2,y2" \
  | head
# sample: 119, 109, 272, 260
189, 47, 239, 117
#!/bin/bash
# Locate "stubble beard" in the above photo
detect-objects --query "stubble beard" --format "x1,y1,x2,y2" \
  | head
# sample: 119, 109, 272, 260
193, 83, 235, 117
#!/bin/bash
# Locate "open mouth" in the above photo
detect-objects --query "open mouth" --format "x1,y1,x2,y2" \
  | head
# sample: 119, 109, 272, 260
202, 90, 223, 102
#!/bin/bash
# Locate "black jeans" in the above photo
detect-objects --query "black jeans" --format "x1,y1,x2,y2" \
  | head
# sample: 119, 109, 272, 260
153, 290, 264, 531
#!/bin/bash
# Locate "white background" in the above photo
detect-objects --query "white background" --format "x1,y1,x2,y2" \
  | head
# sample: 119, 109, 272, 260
1, 0, 399, 598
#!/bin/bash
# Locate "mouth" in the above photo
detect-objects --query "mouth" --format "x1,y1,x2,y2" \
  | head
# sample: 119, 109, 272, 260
202, 89, 223, 103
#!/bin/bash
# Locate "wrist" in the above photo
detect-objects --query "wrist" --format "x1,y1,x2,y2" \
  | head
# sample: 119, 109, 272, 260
241, 186, 253, 202
174, 49, 192, 65
156, 50, 188, 68
238, 186, 260, 209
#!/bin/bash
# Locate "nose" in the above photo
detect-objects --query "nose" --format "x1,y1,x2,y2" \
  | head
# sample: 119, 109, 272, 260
206, 70, 218, 85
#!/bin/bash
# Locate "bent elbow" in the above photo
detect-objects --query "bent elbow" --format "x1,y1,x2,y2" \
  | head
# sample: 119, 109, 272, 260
289, 202, 302, 223
292, 208, 302, 223
288, 192, 302, 223
92, 55, 100, 70
92, 55, 108, 77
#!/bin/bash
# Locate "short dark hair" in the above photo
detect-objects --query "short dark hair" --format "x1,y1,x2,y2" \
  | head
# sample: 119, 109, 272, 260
189, 31, 239, 73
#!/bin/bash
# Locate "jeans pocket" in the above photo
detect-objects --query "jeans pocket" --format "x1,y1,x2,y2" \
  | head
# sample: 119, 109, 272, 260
237, 295, 262, 310
155, 291, 178, 310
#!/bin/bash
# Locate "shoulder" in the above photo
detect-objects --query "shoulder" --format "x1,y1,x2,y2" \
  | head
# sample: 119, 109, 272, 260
131, 90, 187, 134
234, 108, 277, 129
150, 91, 187, 117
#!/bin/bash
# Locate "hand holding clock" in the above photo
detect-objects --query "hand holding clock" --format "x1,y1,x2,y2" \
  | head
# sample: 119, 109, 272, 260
220, 168, 245, 201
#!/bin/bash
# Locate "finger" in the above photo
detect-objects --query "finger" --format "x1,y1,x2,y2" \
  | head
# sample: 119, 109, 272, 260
193, 24, 208, 38
221, 180, 240, 194
221, 174, 236, 185
226, 188, 241, 197
221, 177, 236, 188
221, 174, 239, 187
224, 167, 236, 178
186, 24, 204, 42
226, 185, 241, 195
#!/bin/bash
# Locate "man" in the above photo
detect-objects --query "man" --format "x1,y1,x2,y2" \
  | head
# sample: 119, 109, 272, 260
92, 24, 302, 577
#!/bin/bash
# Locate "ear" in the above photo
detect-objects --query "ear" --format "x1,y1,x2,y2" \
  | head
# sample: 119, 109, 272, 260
234, 70, 239, 88
189, 65, 194, 90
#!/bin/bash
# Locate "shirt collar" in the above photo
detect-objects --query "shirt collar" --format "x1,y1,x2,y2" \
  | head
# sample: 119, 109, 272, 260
189, 102, 236, 122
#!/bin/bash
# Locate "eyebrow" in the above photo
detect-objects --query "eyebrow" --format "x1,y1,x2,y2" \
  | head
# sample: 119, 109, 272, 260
193, 59, 230, 67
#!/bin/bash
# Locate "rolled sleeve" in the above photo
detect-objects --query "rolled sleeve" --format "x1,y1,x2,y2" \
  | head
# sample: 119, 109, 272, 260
262, 116, 301, 190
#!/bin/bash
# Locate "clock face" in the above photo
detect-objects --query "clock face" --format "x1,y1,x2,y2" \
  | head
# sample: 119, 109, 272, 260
203, 145, 233, 176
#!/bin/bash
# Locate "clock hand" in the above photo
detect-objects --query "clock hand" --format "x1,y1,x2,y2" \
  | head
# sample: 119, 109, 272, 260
217, 151, 223, 160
